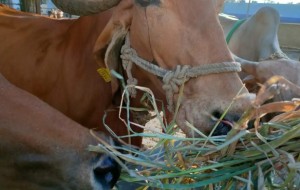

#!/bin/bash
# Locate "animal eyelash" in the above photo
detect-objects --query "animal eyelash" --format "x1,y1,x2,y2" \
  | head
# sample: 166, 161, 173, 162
135, 0, 161, 7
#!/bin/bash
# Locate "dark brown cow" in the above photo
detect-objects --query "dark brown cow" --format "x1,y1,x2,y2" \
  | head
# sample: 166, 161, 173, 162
0, 0, 253, 189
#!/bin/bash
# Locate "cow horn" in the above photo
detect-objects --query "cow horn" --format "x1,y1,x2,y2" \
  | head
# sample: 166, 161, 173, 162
51, 0, 121, 16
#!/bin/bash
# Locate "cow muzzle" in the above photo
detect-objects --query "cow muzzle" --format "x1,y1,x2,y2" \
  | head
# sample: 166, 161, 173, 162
118, 33, 256, 137
176, 93, 255, 137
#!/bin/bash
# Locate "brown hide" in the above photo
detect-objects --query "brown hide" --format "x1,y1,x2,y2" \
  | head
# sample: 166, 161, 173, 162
241, 59, 300, 101
94, 0, 252, 136
0, 4, 142, 146
0, 73, 120, 190
0, 5, 111, 128
0, 4, 137, 189
0, 0, 255, 188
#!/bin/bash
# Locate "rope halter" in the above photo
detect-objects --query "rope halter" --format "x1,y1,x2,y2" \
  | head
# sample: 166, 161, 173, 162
120, 34, 241, 112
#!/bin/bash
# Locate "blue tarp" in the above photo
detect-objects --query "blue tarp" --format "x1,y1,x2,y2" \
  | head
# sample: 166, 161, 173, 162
223, 3, 300, 23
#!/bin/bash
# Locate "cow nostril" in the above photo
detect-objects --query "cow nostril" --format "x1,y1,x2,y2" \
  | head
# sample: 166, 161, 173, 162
93, 156, 121, 188
212, 121, 232, 136
247, 119, 255, 130
211, 111, 240, 136
211, 110, 222, 120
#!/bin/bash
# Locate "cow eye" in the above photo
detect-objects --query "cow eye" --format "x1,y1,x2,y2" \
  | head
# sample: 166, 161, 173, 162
135, 0, 160, 7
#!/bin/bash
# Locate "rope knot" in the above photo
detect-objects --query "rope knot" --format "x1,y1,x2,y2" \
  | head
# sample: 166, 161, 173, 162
162, 65, 190, 93
126, 77, 138, 97
120, 44, 137, 64
162, 65, 191, 112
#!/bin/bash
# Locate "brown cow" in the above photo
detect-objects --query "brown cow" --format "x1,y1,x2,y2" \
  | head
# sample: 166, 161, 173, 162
220, 7, 300, 100
0, 0, 253, 188
0, 73, 120, 189
220, 7, 284, 62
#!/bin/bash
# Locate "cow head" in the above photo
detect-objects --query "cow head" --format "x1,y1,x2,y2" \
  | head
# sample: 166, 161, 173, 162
53, 0, 253, 137
0, 72, 122, 190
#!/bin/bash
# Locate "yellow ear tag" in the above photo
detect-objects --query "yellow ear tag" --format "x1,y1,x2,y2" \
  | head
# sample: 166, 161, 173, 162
97, 68, 111, 82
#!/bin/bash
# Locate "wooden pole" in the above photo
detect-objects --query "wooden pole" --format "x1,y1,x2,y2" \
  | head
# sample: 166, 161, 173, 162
20, 0, 41, 14
35, 0, 41, 14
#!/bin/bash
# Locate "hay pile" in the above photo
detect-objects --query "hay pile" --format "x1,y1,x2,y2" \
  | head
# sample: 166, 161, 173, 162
89, 75, 300, 190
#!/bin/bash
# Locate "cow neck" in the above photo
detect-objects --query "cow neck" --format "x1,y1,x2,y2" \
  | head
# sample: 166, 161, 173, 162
120, 33, 242, 112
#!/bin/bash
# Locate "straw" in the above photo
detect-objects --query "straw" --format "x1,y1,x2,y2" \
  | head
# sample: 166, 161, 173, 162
90, 75, 300, 190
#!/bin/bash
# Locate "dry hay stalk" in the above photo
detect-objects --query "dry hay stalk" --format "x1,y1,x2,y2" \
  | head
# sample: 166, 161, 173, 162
90, 74, 300, 190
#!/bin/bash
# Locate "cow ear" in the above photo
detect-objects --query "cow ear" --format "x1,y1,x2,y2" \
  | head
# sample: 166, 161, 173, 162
94, 1, 132, 95
104, 28, 127, 72
93, 20, 127, 95
94, 20, 127, 71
